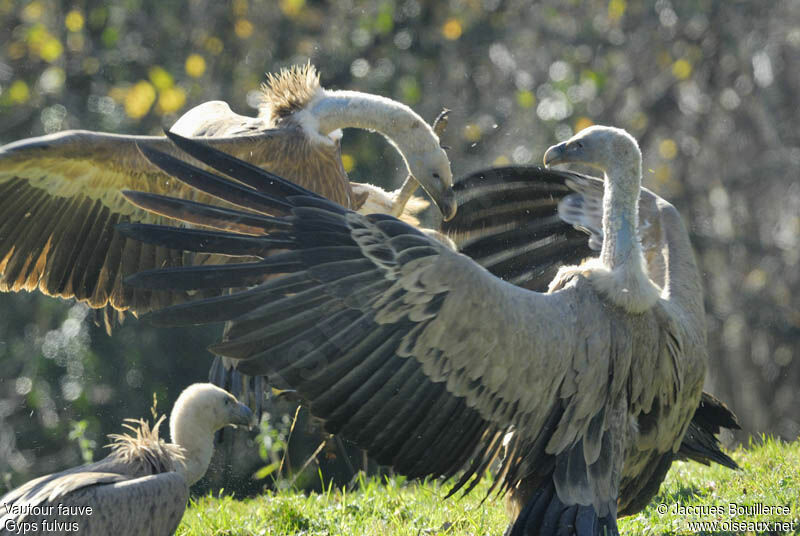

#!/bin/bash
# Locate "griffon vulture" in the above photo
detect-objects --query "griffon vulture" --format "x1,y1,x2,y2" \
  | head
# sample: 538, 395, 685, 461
0, 63, 455, 332
440, 165, 740, 471
114, 125, 709, 535
0, 383, 253, 536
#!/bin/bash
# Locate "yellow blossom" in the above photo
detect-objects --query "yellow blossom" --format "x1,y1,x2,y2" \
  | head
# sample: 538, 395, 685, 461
125, 81, 156, 119
442, 18, 462, 40
185, 54, 206, 78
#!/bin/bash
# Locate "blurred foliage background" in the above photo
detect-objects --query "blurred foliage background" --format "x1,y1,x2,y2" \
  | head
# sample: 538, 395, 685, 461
1, 0, 798, 496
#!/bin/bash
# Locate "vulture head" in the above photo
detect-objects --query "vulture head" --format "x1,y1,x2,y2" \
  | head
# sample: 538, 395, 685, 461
543, 125, 642, 187
170, 383, 254, 436
259, 62, 457, 221
405, 145, 457, 221
544, 125, 659, 313
169, 383, 255, 485
407, 107, 457, 221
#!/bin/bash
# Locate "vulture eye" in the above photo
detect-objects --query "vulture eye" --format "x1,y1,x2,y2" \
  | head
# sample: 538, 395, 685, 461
433, 173, 441, 179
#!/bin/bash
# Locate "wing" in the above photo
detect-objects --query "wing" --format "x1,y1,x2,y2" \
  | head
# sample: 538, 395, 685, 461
120, 134, 627, 501
1, 471, 125, 523
0, 130, 195, 319
3, 473, 188, 536
170, 100, 268, 137
443, 167, 671, 291
677, 392, 740, 469
0, 122, 350, 324
0, 452, 151, 515
171, 101, 354, 207
441, 166, 595, 291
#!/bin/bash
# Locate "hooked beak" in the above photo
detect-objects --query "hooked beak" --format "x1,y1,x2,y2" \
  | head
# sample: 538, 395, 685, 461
231, 403, 256, 430
409, 159, 457, 221
417, 178, 457, 221
392, 175, 457, 222
433, 186, 458, 221
543, 142, 568, 168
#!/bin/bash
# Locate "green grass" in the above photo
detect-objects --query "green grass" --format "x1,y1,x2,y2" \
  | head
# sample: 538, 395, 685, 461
177, 438, 799, 535
622, 437, 799, 535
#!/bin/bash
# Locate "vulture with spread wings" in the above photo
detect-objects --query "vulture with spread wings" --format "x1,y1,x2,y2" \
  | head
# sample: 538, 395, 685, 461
441, 165, 740, 475
119, 126, 711, 535
0, 64, 454, 332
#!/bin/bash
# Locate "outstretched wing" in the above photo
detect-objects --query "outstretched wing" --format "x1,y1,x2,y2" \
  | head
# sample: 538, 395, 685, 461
0, 121, 348, 324
446, 166, 737, 476
441, 166, 595, 291
0, 131, 198, 323
171, 101, 353, 206
120, 133, 624, 499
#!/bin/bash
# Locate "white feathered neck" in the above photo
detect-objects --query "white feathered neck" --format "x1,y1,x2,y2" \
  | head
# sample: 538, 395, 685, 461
259, 63, 445, 178
169, 384, 228, 485
551, 128, 661, 313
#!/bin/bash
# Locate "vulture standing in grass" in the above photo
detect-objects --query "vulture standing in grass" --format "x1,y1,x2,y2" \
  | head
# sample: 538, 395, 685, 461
0, 383, 253, 536
116, 125, 710, 535
0, 63, 455, 332
441, 165, 740, 472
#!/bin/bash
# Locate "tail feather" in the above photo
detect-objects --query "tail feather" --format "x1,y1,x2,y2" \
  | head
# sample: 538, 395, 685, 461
507, 481, 619, 536
678, 422, 738, 470
677, 392, 740, 470
693, 391, 741, 433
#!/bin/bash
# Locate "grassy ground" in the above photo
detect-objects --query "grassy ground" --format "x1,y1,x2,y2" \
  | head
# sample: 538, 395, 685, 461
177, 437, 799, 535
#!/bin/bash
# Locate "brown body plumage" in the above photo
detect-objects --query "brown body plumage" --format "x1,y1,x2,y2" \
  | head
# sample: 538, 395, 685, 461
0, 64, 453, 330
